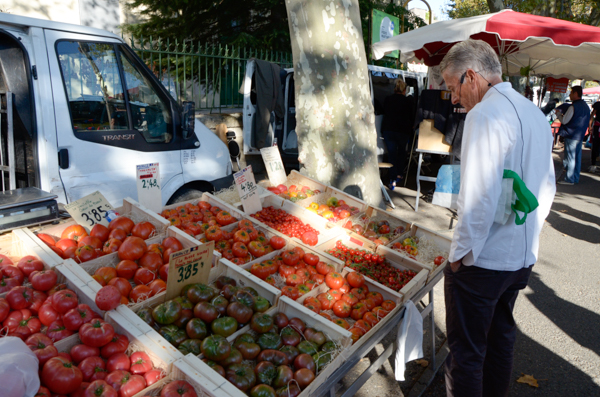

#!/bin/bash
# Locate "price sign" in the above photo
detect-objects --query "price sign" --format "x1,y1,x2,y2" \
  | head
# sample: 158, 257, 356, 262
64, 191, 114, 229
136, 163, 162, 213
166, 241, 214, 301
234, 165, 262, 214
260, 146, 287, 186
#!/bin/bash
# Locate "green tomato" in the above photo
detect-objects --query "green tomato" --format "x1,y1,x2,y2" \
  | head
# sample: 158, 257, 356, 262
201, 335, 232, 361
152, 300, 182, 325
159, 325, 187, 347
297, 340, 318, 355
211, 316, 239, 338
250, 312, 274, 334
253, 296, 270, 313
257, 332, 283, 350
185, 318, 208, 340
178, 338, 202, 355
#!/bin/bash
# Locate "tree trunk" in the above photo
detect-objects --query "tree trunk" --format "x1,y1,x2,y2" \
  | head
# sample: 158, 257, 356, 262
486, 0, 504, 12
284, 0, 384, 207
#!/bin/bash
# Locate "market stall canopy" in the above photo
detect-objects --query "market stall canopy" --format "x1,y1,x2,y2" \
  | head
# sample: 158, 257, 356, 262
583, 86, 600, 95
372, 10, 600, 81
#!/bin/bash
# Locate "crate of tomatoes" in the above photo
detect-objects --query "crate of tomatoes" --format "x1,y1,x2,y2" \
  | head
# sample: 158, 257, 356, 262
339, 205, 412, 247
62, 226, 202, 315
238, 238, 344, 304
116, 258, 280, 364
263, 170, 328, 203
296, 267, 402, 354
324, 239, 430, 304
34, 309, 175, 396
185, 295, 352, 397
388, 223, 451, 283
25, 198, 170, 265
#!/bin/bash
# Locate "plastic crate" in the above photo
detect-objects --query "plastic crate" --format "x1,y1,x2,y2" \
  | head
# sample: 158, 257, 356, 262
24, 197, 170, 264
388, 223, 451, 283
63, 226, 203, 315
132, 358, 223, 397
187, 296, 352, 397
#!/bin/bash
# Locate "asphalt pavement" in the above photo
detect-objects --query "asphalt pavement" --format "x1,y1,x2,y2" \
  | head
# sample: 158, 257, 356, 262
334, 143, 600, 396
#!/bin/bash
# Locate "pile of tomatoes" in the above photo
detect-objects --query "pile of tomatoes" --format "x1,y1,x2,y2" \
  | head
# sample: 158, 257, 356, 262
301, 270, 397, 344
0, 268, 104, 343
250, 206, 320, 246
36, 215, 160, 263
93, 235, 186, 311
200, 219, 286, 266
161, 200, 238, 237
249, 246, 337, 301
134, 276, 272, 357
201, 312, 335, 397
266, 183, 321, 203
305, 196, 361, 223
33, 323, 167, 397
0, 254, 47, 293
342, 217, 406, 246
327, 241, 417, 292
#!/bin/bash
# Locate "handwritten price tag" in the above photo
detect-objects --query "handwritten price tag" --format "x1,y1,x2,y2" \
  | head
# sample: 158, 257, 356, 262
136, 163, 162, 213
234, 165, 262, 214
166, 241, 214, 301
260, 146, 287, 186
64, 191, 114, 229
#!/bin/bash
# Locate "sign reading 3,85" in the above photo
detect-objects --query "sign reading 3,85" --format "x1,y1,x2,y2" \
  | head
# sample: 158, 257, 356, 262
64, 191, 115, 229
165, 241, 214, 300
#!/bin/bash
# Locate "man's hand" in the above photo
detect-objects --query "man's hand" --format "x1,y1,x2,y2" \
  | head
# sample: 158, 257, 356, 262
450, 260, 462, 272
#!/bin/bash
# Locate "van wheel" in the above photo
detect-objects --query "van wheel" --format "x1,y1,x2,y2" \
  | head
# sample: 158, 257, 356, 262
167, 188, 204, 205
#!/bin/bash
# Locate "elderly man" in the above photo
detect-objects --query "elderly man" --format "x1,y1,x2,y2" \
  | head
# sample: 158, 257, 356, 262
440, 39, 556, 397
556, 86, 590, 184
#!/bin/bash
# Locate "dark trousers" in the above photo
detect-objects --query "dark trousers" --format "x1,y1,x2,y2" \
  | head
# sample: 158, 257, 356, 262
444, 263, 533, 397
383, 131, 411, 184
591, 127, 600, 166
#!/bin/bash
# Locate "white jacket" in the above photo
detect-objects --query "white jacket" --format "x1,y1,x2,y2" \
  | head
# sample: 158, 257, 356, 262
449, 82, 556, 271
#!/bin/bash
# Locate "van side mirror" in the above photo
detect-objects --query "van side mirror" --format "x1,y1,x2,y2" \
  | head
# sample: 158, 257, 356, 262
181, 101, 195, 139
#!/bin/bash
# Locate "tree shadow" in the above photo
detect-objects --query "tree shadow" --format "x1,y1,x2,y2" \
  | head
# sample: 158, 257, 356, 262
545, 204, 600, 245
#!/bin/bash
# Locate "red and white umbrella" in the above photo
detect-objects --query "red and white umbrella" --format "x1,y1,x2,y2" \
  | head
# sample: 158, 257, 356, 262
372, 10, 600, 80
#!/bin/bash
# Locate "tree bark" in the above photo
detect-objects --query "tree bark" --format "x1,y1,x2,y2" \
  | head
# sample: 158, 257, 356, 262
486, 0, 504, 12
284, 0, 384, 207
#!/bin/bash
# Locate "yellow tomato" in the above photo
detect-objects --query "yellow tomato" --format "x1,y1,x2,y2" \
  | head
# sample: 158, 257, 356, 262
307, 207, 318, 214
308, 202, 319, 210
322, 210, 335, 219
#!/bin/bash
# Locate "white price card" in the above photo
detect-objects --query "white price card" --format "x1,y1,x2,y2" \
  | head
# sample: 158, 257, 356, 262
166, 242, 214, 301
260, 146, 287, 186
64, 191, 114, 230
234, 165, 262, 214
136, 163, 162, 213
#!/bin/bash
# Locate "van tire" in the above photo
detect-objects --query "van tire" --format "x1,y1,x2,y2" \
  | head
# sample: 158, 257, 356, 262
167, 188, 205, 205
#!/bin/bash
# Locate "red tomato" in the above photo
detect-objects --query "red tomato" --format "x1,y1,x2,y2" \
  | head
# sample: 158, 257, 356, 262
278, 264, 296, 278
159, 264, 169, 281
143, 369, 164, 386
56, 238, 78, 251
247, 241, 266, 257
29, 270, 58, 292
108, 277, 132, 299
106, 352, 130, 373
78, 356, 107, 382
38, 303, 60, 326
17, 256, 45, 277
138, 252, 163, 273
36, 386, 52, 397
162, 237, 183, 252
108, 216, 135, 234
63, 304, 99, 331
148, 279, 166, 296
61, 225, 89, 242
6, 285, 34, 309
160, 380, 197, 397
102, 238, 122, 255
108, 228, 127, 242
317, 293, 335, 310
341, 292, 359, 306
0, 271, 21, 294
129, 285, 152, 303
28, 337, 58, 366
281, 250, 300, 266
115, 260, 138, 279
95, 286, 122, 312
231, 242, 249, 258
129, 352, 152, 375
100, 334, 129, 359
46, 319, 74, 342
350, 302, 369, 321
29, 290, 48, 315
281, 286, 300, 300
269, 236, 286, 250
79, 319, 115, 347
50, 289, 78, 314
134, 268, 156, 286
325, 272, 344, 289
90, 224, 110, 243
70, 344, 101, 365
94, 267, 118, 285
303, 253, 319, 266
77, 236, 103, 250
82, 380, 117, 397
36, 233, 56, 246
300, 231, 318, 246
118, 237, 147, 261
76, 245, 99, 263
381, 300, 396, 311
116, 374, 147, 397
346, 272, 365, 288
131, 222, 157, 240
316, 261, 335, 275
216, 211, 236, 226
0, 297, 10, 322
332, 300, 351, 318
41, 356, 83, 394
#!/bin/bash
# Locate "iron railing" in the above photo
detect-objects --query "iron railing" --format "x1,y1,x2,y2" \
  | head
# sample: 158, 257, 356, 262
128, 36, 293, 112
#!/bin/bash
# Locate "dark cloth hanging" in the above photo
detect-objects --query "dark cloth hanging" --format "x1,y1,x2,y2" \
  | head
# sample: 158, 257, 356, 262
251, 59, 285, 149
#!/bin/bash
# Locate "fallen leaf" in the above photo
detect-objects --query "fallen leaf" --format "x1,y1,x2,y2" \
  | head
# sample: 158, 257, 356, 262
415, 359, 429, 367
517, 374, 539, 388
559, 210, 568, 213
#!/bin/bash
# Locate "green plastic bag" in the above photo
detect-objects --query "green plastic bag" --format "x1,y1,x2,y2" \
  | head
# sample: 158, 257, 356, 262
503, 169, 539, 225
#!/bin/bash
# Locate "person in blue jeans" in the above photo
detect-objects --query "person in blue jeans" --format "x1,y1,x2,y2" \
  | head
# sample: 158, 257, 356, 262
557, 86, 590, 185
381, 79, 415, 189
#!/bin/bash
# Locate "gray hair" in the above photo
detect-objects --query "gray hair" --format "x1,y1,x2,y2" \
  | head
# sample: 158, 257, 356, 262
440, 39, 502, 81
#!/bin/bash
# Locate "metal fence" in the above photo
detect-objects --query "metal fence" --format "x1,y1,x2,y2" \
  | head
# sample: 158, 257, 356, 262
128, 36, 293, 112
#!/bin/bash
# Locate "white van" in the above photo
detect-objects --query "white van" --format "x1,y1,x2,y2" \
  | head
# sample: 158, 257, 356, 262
241, 60, 426, 166
0, 14, 232, 206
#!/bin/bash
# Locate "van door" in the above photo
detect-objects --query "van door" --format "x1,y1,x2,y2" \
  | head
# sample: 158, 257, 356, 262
44, 30, 183, 206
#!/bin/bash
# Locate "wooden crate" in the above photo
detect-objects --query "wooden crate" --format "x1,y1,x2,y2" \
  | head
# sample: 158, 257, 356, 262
23, 197, 170, 264
374, 245, 430, 303
187, 296, 352, 397
160, 192, 246, 218
387, 223, 451, 283
316, 231, 377, 254
337, 205, 412, 245
132, 358, 223, 397
63, 226, 202, 316
294, 185, 368, 215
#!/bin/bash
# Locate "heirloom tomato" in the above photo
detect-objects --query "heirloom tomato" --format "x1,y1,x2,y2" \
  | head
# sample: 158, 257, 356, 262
82, 380, 117, 397
160, 380, 197, 397
108, 216, 135, 234
101, 334, 129, 358
41, 356, 83, 394
79, 319, 115, 347
95, 285, 122, 311
118, 237, 147, 261
79, 356, 107, 382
